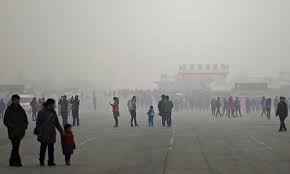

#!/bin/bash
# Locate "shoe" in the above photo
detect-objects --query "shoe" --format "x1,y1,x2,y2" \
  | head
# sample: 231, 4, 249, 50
9, 163, 22, 167
113, 125, 118, 128
40, 162, 45, 166
278, 129, 283, 132
48, 162, 56, 166
131, 125, 133, 127
135, 124, 139, 127
65, 161, 71, 166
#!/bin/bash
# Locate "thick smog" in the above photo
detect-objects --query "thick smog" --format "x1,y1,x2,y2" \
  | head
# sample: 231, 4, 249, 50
1, 1, 290, 174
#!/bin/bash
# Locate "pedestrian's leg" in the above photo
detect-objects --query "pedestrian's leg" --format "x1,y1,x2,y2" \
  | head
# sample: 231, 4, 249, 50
130, 111, 134, 126
47, 143, 54, 164
77, 112, 79, 126
168, 113, 172, 127
39, 142, 47, 164
65, 154, 71, 165
133, 111, 138, 126
10, 139, 21, 165
113, 115, 118, 127
72, 115, 76, 126
162, 115, 166, 127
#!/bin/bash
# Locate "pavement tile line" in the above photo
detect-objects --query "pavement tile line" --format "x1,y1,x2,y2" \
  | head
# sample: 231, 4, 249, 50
162, 118, 176, 174
249, 136, 273, 150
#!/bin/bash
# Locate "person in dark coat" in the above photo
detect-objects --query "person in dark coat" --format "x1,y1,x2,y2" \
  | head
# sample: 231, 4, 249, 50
4, 94, 28, 167
61, 124, 76, 166
72, 95, 80, 126
158, 95, 166, 127
36, 99, 64, 166
59, 95, 69, 127
276, 97, 288, 132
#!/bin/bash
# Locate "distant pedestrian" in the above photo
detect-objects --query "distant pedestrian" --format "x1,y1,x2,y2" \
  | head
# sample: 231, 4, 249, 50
4, 95, 28, 167
222, 97, 228, 116
266, 98, 272, 120
0, 99, 6, 119
276, 97, 288, 132
164, 96, 174, 127
110, 97, 119, 127
30, 97, 38, 121
147, 106, 155, 127
235, 97, 242, 117
274, 96, 279, 114
128, 96, 139, 127
59, 96, 69, 127
228, 96, 235, 118
158, 95, 166, 127
35, 99, 64, 166
211, 98, 216, 116
61, 124, 76, 166
215, 97, 222, 117
72, 95, 80, 126
261, 96, 267, 117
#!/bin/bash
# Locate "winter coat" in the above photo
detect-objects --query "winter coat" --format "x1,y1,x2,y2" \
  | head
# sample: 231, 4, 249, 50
276, 101, 288, 118
61, 131, 75, 155
36, 108, 63, 144
4, 104, 28, 140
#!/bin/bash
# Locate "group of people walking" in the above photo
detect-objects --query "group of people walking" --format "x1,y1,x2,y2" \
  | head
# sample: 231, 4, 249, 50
110, 95, 174, 128
3, 95, 76, 167
58, 95, 80, 127
211, 96, 242, 117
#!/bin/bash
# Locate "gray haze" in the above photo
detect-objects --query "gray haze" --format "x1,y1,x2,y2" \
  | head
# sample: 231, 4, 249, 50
0, 0, 290, 89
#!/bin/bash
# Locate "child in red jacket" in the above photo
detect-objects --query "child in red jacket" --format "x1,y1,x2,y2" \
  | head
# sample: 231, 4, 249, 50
62, 124, 76, 166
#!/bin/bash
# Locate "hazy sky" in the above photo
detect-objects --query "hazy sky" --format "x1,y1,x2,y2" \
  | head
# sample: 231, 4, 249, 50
0, 0, 290, 89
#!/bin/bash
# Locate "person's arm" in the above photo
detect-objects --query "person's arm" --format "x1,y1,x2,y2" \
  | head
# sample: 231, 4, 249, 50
3, 109, 13, 128
23, 110, 28, 129
286, 103, 288, 117
54, 114, 64, 135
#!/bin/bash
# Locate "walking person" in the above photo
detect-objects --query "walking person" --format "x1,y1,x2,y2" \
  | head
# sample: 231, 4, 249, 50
211, 98, 216, 116
35, 99, 64, 166
222, 97, 228, 116
128, 96, 139, 127
261, 96, 267, 117
0, 99, 6, 119
110, 97, 120, 127
164, 96, 174, 127
30, 97, 38, 121
4, 95, 28, 167
228, 96, 235, 118
215, 97, 222, 117
59, 95, 69, 127
235, 97, 242, 117
147, 106, 155, 127
72, 95, 80, 127
158, 95, 166, 127
274, 96, 279, 114
276, 97, 288, 132
266, 98, 272, 120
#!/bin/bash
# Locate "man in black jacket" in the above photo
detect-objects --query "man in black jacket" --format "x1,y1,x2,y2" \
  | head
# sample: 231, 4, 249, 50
4, 94, 28, 167
276, 97, 288, 132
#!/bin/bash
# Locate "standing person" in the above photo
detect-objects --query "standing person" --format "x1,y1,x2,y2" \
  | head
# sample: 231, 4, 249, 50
245, 97, 251, 114
222, 97, 228, 116
0, 99, 6, 119
276, 97, 288, 132
235, 97, 242, 117
60, 96, 69, 127
110, 97, 119, 127
164, 96, 174, 127
128, 96, 139, 127
4, 95, 28, 167
274, 96, 279, 114
92, 93, 97, 111
37, 98, 43, 112
215, 97, 222, 117
35, 99, 64, 166
261, 96, 267, 117
228, 96, 235, 118
211, 98, 216, 116
61, 124, 76, 166
69, 96, 74, 117
147, 106, 155, 127
72, 95, 80, 127
266, 98, 272, 120
158, 95, 166, 127
30, 97, 38, 121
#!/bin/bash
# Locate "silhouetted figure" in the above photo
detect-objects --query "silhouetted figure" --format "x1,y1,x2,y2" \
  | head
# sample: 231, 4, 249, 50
61, 124, 76, 166
276, 97, 288, 132
211, 98, 216, 116
147, 106, 155, 127
158, 95, 166, 127
274, 96, 279, 114
235, 97, 242, 117
266, 98, 272, 120
261, 96, 267, 117
35, 99, 64, 166
59, 96, 69, 126
164, 96, 174, 127
245, 97, 251, 114
4, 95, 28, 167
228, 96, 235, 118
72, 95, 80, 126
30, 97, 38, 121
215, 97, 222, 117
222, 97, 228, 116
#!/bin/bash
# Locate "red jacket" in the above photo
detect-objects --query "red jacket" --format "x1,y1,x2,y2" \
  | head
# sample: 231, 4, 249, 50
64, 131, 75, 146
